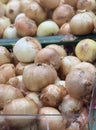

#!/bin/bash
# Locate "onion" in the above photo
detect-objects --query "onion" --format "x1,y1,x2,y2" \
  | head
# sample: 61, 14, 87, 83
52, 4, 75, 26
40, 84, 64, 107
24, 1, 47, 25
77, 0, 96, 11
26, 92, 43, 108
0, 2, 5, 17
13, 37, 42, 63
39, 107, 64, 130
66, 122, 80, 130
15, 62, 31, 75
0, 84, 23, 109
15, 13, 37, 37
3, 24, 18, 39
59, 95, 82, 114
58, 56, 81, 79
5, 0, 21, 23
65, 62, 96, 99
34, 47, 61, 70
46, 44, 67, 58
23, 63, 57, 91
0, 46, 11, 65
59, 22, 71, 35
3, 98, 39, 127
0, 63, 16, 83
37, 20, 59, 36
75, 39, 96, 62
39, 0, 60, 10
0, 0, 9, 4
69, 10, 94, 35
93, 16, 96, 29
64, 0, 78, 8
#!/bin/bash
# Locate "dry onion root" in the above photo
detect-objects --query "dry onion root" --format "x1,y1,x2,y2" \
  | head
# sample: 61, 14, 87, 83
3, 97, 39, 127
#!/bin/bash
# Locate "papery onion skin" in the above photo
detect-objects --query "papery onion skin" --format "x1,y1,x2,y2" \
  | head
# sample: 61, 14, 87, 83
65, 62, 96, 99
75, 39, 96, 62
34, 47, 61, 70
0, 84, 24, 109
23, 63, 57, 92
40, 84, 64, 107
15, 14, 37, 37
13, 37, 42, 63
40, 0, 60, 10
39, 107, 65, 130
25, 1, 47, 25
37, 20, 59, 36
3, 98, 39, 127
52, 4, 75, 26
69, 11, 94, 35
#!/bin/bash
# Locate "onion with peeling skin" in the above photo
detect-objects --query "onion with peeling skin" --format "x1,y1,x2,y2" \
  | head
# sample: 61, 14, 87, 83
23, 63, 57, 92
40, 0, 60, 10
35, 47, 61, 70
0, 84, 24, 109
13, 37, 42, 63
65, 62, 96, 99
15, 13, 37, 37
46, 44, 67, 58
59, 95, 82, 114
3, 98, 39, 127
75, 39, 96, 62
25, 1, 47, 25
58, 56, 81, 79
5, 0, 21, 23
37, 20, 59, 36
52, 4, 75, 26
40, 84, 64, 107
39, 107, 65, 130
69, 10, 94, 35
0, 63, 16, 83
0, 46, 11, 65
59, 22, 71, 35
3, 24, 17, 39
26, 92, 43, 108
77, 0, 96, 11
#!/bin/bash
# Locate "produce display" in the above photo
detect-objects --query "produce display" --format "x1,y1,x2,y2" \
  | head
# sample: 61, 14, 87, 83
0, 36, 95, 130
0, 0, 96, 38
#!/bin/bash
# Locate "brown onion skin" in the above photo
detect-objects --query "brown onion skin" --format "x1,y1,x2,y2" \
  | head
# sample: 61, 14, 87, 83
40, 84, 64, 107
23, 63, 58, 92
64, 0, 78, 9
15, 14, 37, 37
0, 84, 24, 109
3, 98, 39, 127
34, 47, 61, 70
65, 62, 96, 99
52, 4, 75, 26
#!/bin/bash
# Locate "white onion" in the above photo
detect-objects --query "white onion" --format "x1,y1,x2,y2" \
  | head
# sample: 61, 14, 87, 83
0, 2, 5, 17
3, 98, 39, 127
37, 20, 59, 36
3, 24, 17, 39
13, 37, 42, 63
5, 0, 21, 23
69, 10, 94, 35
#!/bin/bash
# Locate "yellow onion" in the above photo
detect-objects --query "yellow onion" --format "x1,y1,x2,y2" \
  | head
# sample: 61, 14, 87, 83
59, 22, 71, 35
37, 20, 59, 36
13, 37, 42, 63
52, 4, 75, 26
34, 47, 61, 70
69, 10, 94, 35
3, 98, 39, 127
24, 1, 47, 25
77, 0, 96, 11
75, 39, 96, 62
23, 63, 57, 91
39, 0, 60, 10
5, 0, 21, 23
3, 24, 17, 39
15, 13, 37, 37
0, 84, 23, 109
64, 0, 78, 8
